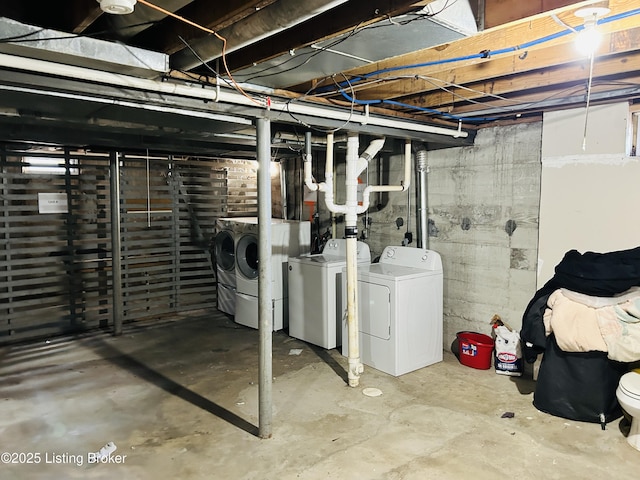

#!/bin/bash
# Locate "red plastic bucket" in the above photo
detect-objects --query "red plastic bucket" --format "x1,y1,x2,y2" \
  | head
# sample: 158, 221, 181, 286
457, 331, 494, 370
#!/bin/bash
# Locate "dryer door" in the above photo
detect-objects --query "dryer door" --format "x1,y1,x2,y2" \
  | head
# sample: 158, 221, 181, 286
358, 281, 391, 340
236, 233, 259, 280
214, 230, 235, 272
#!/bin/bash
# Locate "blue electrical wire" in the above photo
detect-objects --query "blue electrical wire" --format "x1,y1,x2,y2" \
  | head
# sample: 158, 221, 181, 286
339, 90, 501, 123
317, 7, 640, 121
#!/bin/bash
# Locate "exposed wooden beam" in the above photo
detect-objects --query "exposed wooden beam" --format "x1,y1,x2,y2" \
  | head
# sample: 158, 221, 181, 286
292, 0, 639, 98
354, 25, 640, 101
288, 0, 601, 92
412, 52, 640, 114
446, 76, 640, 121
69, 0, 103, 34
483, 0, 597, 28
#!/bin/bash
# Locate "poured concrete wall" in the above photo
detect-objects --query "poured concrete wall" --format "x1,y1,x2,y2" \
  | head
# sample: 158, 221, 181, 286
359, 151, 417, 260
310, 110, 638, 355
426, 124, 542, 348
307, 127, 542, 352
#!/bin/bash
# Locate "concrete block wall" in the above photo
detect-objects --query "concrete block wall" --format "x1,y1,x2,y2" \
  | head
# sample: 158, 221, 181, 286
426, 123, 542, 349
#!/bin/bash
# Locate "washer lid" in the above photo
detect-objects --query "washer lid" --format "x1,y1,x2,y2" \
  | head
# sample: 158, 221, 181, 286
619, 372, 640, 397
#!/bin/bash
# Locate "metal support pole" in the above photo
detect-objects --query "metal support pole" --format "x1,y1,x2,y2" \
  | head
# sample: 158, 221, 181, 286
110, 152, 123, 336
257, 117, 273, 439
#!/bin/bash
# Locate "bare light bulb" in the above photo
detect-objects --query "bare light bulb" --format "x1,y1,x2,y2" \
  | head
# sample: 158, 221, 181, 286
574, 6, 610, 57
576, 19, 601, 57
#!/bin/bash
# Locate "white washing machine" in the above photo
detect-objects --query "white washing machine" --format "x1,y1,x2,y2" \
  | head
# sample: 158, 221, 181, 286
235, 219, 310, 331
213, 217, 242, 316
288, 239, 371, 349
341, 246, 443, 376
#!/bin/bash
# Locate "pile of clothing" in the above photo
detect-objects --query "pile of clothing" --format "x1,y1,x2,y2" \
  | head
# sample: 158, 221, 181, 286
521, 247, 640, 425
544, 287, 640, 362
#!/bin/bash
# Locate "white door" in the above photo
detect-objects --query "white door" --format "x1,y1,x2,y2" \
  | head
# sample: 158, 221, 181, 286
358, 281, 390, 340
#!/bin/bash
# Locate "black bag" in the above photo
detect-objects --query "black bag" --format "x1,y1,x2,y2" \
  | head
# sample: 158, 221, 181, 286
533, 334, 627, 425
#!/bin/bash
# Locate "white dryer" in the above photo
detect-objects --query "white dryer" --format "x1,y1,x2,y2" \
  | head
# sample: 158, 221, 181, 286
235, 219, 310, 331
288, 239, 371, 349
342, 246, 443, 376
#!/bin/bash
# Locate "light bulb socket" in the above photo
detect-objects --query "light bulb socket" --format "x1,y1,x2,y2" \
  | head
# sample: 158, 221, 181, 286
97, 0, 137, 15
574, 6, 610, 21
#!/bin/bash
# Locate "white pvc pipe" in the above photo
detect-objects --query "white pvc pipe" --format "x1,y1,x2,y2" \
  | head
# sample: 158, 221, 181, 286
320, 135, 349, 216
0, 53, 218, 102
328, 136, 337, 239
357, 139, 412, 214
0, 53, 468, 139
305, 132, 415, 387
303, 131, 373, 386
345, 233, 362, 386
344, 134, 363, 387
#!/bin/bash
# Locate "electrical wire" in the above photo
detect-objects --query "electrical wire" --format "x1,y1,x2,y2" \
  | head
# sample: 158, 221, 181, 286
361, 0, 459, 32
283, 73, 357, 133
0, 28, 45, 43
310, 6, 640, 122
234, 1, 458, 84
358, 74, 524, 106
177, 36, 238, 92
136, 0, 263, 107
0, 21, 158, 44
314, 7, 640, 94
235, 21, 366, 84
582, 52, 597, 151
7, 0, 638, 124
338, 78, 610, 123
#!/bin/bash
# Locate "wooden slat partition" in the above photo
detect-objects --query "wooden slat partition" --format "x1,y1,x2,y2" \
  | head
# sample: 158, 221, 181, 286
1, 145, 267, 345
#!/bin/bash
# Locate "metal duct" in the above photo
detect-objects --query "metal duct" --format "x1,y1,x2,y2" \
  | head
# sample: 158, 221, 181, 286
0, 17, 167, 78
415, 148, 428, 249
171, 0, 349, 71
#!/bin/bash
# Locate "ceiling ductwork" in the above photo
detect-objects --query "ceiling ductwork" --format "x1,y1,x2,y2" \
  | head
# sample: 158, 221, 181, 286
171, 0, 349, 72
0, 17, 167, 78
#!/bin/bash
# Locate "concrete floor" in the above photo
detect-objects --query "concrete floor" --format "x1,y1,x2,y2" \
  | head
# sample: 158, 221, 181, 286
1, 309, 639, 480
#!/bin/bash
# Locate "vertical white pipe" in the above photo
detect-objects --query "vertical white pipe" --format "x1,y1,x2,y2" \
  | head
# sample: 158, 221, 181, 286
256, 117, 273, 439
326, 134, 337, 239
357, 139, 408, 213
345, 134, 363, 387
